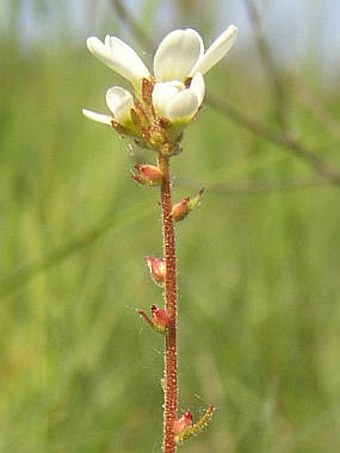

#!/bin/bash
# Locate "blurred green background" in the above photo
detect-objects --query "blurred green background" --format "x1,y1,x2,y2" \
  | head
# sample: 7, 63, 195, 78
1, 0, 340, 451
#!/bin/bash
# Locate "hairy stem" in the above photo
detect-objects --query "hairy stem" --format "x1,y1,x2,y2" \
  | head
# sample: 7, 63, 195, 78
158, 153, 178, 453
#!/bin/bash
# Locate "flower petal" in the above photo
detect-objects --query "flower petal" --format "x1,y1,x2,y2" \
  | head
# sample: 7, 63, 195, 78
86, 36, 150, 87
189, 72, 205, 107
153, 29, 204, 82
166, 90, 199, 123
106, 86, 134, 123
152, 81, 185, 116
82, 108, 113, 125
190, 25, 238, 76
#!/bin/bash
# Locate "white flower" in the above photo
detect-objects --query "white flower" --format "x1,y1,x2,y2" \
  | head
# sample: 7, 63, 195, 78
82, 86, 134, 126
86, 35, 150, 90
83, 25, 238, 128
153, 25, 238, 82
152, 73, 205, 124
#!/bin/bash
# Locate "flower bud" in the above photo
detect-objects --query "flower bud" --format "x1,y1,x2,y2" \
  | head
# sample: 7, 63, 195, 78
146, 256, 166, 285
174, 405, 215, 446
151, 304, 171, 332
138, 305, 171, 334
170, 197, 190, 222
170, 188, 204, 222
138, 164, 164, 181
173, 411, 193, 436
132, 164, 164, 186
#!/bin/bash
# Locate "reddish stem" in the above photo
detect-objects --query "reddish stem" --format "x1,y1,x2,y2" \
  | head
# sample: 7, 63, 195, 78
158, 154, 178, 453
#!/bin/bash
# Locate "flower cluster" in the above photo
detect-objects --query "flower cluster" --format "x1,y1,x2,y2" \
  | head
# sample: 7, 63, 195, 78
83, 26, 238, 156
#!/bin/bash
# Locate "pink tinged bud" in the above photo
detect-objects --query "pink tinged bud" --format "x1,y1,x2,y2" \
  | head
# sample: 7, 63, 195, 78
146, 256, 166, 285
151, 305, 171, 331
174, 404, 215, 446
138, 305, 171, 334
170, 188, 204, 222
170, 197, 190, 221
172, 411, 193, 436
132, 164, 164, 186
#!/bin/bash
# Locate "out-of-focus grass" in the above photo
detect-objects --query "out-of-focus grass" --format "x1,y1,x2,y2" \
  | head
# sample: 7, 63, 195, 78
1, 10, 340, 453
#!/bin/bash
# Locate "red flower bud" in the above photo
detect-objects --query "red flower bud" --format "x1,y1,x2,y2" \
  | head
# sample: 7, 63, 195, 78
151, 304, 171, 331
137, 164, 164, 181
132, 164, 164, 186
172, 410, 193, 436
146, 256, 166, 285
170, 188, 204, 222
170, 197, 191, 221
138, 305, 171, 334
173, 404, 215, 445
